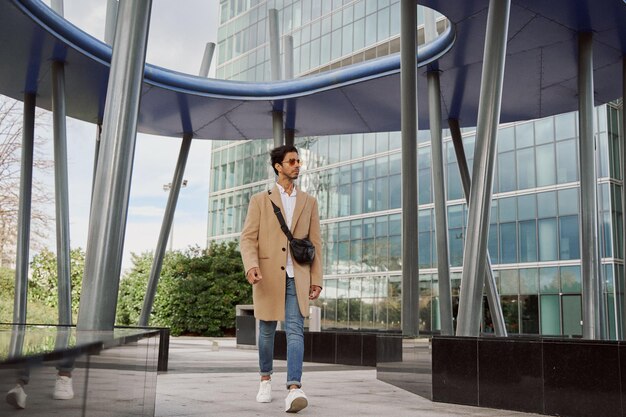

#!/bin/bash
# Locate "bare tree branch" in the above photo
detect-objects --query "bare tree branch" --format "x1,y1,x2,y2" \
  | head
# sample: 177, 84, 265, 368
0, 95, 53, 268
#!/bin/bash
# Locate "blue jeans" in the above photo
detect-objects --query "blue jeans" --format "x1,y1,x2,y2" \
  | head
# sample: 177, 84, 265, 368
258, 276, 304, 389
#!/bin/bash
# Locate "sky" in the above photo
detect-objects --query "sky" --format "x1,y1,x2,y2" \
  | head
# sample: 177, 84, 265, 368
35, 0, 220, 272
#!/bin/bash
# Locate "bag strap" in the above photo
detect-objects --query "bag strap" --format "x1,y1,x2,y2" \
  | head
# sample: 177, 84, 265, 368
269, 192, 294, 241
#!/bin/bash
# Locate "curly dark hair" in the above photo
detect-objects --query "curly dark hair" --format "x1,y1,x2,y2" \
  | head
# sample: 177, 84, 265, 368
270, 144, 299, 175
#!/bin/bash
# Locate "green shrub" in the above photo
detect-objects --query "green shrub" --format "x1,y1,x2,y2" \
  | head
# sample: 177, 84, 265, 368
116, 242, 250, 336
29, 248, 85, 323
0, 266, 58, 324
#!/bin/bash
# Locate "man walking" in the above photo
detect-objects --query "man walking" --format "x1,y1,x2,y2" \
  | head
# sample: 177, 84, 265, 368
240, 145, 323, 413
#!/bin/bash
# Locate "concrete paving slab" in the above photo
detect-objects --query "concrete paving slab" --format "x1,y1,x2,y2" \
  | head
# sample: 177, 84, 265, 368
156, 337, 543, 417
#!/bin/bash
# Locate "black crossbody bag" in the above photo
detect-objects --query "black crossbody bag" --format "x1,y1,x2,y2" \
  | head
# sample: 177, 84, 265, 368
270, 199, 315, 265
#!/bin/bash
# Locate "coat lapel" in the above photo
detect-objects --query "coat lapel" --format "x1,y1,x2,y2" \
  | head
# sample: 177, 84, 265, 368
290, 189, 306, 233
268, 184, 285, 217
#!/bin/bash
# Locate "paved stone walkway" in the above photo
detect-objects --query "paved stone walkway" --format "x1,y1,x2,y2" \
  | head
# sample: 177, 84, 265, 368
156, 337, 543, 417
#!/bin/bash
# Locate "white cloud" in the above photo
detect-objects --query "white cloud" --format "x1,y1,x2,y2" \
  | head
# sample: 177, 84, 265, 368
128, 205, 165, 218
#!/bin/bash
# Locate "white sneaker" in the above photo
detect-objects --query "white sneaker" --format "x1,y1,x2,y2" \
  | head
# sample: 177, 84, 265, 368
6, 384, 26, 409
256, 380, 272, 403
284, 388, 308, 413
53, 375, 74, 400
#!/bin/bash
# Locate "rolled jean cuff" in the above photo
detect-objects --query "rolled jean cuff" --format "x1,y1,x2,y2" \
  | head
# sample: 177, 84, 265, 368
259, 371, 273, 377
286, 380, 301, 389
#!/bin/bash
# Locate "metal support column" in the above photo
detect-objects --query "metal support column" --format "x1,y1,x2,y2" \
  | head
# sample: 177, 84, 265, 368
456, 0, 511, 336
284, 35, 295, 147
269, 8, 283, 147
578, 32, 604, 340
92, 125, 101, 202
105, 0, 118, 45
92, 0, 117, 199
449, 118, 507, 336
52, 61, 72, 325
199, 42, 216, 78
621, 55, 626, 339
272, 111, 284, 148
13, 93, 36, 324
400, 0, 419, 337
139, 134, 192, 326
425, 6, 452, 335
77, 0, 153, 331
428, 71, 453, 335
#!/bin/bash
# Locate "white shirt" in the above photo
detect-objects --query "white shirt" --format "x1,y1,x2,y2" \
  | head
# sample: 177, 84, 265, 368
277, 182, 297, 277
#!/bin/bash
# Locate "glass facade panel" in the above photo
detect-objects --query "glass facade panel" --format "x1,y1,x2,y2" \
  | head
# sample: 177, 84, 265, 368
500, 223, 517, 264
556, 139, 578, 183
520, 268, 538, 294
541, 295, 560, 335
517, 148, 536, 189
540, 267, 559, 293
562, 295, 582, 336
538, 219, 557, 261
559, 215, 580, 260
520, 295, 539, 334
498, 151, 516, 192
516, 122, 534, 148
554, 112, 576, 140
536, 143, 556, 186
561, 265, 581, 293
519, 220, 537, 262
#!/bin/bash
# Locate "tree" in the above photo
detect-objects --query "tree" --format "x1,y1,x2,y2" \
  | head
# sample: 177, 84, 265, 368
117, 242, 251, 336
0, 95, 53, 268
29, 247, 85, 323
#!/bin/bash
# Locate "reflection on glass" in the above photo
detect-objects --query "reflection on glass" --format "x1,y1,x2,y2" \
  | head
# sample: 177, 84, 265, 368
561, 295, 582, 336
540, 267, 559, 293
520, 295, 539, 334
541, 295, 560, 335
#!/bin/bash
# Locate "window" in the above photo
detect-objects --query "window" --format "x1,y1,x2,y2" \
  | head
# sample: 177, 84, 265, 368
554, 112, 576, 140
519, 220, 537, 262
538, 219, 558, 261
498, 151, 516, 192
517, 148, 535, 189
556, 139, 577, 183
536, 143, 556, 186
500, 222, 517, 264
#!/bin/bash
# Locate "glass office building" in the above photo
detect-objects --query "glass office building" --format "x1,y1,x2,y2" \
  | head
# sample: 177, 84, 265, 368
208, 0, 625, 338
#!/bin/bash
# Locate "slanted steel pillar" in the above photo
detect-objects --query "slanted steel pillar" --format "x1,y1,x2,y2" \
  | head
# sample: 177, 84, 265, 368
400, 0, 419, 337
78, 0, 153, 331
425, 7, 453, 335
449, 119, 507, 337
92, 125, 101, 202
199, 42, 216, 78
269, 8, 283, 147
428, 71, 453, 335
105, 0, 118, 45
272, 110, 284, 148
92, 0, 118, 198
457, 0, 511, 337
52, 61, 72, 325
578, 32, 605, 340
140, 134, 193, 326
284, 35, 295, 147
621, 55, 626, 339
8, 325, 26, 359
12, 93, 35, 324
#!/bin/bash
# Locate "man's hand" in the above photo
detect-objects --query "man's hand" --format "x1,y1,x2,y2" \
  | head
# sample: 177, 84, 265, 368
309, 285, 322, 300
246, 267, 262, 285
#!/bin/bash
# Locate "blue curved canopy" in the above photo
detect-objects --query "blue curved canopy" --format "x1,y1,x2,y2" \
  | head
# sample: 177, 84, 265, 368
0, 0, 624, 139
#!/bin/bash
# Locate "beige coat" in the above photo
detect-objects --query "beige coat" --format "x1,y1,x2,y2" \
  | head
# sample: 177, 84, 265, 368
240, 185, 323, 320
